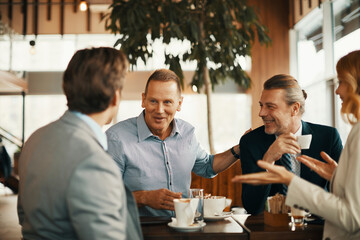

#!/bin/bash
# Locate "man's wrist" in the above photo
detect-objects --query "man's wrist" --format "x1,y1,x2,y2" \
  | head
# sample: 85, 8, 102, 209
231, 146, 240, 159
133, 190, 146, 207
263, 152, 275, 164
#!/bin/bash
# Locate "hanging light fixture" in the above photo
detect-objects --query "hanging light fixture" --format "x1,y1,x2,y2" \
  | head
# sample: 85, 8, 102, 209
79, 1, 88, 11
29, 40, 36, 55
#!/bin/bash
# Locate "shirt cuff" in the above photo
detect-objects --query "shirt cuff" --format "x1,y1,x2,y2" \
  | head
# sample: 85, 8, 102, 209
285, 175, 310, 208
208, 155, 217, 177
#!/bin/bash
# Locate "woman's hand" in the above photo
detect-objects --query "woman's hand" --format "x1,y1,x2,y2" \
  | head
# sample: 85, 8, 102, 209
296, 151, 337, 181
232, 160, 295, 186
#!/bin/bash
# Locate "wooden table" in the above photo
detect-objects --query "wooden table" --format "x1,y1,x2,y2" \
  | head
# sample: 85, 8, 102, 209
141, 216, 248, 240
141, 213, 324, 240
237, 214, 324, 240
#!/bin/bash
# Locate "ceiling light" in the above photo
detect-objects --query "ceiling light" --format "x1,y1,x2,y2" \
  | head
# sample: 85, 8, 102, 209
79, 1, 88, 11
29, 40, 36, 55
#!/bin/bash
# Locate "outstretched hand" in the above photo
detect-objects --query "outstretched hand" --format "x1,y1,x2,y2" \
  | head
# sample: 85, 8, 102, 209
297, 151, 337, 181
133, 188, 182, 211
232, 160, 295, 186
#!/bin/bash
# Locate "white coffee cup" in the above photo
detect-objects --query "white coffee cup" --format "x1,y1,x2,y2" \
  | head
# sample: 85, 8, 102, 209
173, 198, 199, 227
297, 134, 312, 149
203, 196, 232, 217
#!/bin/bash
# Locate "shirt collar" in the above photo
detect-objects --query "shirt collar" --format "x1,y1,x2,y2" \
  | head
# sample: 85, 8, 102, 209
137, 110, 181, 142
71, 111, 108, 150
294, 123, 302, 136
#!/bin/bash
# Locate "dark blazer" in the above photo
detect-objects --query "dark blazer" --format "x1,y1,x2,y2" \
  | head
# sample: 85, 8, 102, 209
239, 121, 343, 215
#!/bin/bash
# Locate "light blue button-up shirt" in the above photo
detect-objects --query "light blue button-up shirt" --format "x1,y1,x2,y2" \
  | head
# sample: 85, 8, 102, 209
72, 111, 108, 150
106, 111, 216, 217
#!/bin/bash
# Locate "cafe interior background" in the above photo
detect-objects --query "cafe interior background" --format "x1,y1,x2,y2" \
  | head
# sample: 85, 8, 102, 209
0, 0, 359, 208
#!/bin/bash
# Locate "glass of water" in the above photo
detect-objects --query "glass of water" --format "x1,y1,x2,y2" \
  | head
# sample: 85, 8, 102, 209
188, 188, 204, 223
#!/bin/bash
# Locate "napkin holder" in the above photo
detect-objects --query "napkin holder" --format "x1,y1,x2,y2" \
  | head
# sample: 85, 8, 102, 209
264, 210, 289, 227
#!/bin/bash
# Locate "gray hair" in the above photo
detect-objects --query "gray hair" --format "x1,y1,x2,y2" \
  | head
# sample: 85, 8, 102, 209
264, 74, 307, 115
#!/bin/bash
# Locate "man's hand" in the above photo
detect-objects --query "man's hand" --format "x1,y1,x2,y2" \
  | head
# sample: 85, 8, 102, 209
133, 189, 182, 211
263, 133, 301, 164
297, 151, 337, 181
232, 160, 295, 186
244, 128, 253, 135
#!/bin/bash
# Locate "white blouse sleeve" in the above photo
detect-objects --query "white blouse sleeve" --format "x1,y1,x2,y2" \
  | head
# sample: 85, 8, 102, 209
286, 123, 360, 234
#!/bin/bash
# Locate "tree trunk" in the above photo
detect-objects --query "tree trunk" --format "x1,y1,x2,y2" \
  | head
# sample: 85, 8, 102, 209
198, 5, 215, 155
203, 66, 215, 154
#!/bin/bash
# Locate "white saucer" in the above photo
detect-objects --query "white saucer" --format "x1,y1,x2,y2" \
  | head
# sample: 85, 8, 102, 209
168, 222, 206, 232
204, 212, 233, 221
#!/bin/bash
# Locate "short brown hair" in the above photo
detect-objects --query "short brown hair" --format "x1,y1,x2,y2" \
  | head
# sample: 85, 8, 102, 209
63, 47, 128, 114
144, 69, 181, 96
264, 74, 307, 115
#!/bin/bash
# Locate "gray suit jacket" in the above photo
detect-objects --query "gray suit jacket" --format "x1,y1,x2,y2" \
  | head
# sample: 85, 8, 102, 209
18, 111, 143, 240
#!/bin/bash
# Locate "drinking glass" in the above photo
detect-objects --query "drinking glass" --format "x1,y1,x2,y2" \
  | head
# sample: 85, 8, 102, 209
290, 207, 306, 227
188, 188, 204, 223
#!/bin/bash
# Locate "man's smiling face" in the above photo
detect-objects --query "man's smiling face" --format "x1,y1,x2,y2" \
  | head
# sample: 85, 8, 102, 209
259, 88, 294, 135
142, 80, 183, 140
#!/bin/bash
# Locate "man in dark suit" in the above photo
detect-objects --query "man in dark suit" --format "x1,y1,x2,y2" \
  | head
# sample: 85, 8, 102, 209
239, 74, 343, 215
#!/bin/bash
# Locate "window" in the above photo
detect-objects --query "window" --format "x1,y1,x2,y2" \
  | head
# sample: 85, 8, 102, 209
1, 34, 250, 159
291, 0, 359, 144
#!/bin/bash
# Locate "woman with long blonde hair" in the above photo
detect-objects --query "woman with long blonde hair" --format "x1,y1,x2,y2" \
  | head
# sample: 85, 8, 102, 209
233, 50, 360, 240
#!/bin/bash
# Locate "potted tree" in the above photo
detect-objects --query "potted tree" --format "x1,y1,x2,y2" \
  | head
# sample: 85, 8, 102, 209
105, 0, 270, 153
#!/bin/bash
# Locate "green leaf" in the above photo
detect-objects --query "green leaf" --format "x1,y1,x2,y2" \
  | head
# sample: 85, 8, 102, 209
105, 0, 271, 90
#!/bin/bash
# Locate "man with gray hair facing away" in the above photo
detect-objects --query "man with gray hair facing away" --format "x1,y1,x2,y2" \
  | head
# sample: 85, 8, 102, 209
239, 74, 343, 215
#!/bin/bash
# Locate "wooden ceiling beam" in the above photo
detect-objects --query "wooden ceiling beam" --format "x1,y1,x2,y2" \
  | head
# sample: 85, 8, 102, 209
34, 0, 38, 36
22, 0, 27, 36
73, 0, 77, 13
60, 0, 64, 35
8, 0, 13, 24
47, 0, 51, 20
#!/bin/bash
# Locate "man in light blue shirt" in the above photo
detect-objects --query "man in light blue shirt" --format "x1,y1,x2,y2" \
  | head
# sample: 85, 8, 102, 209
106, 69, 241, 217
